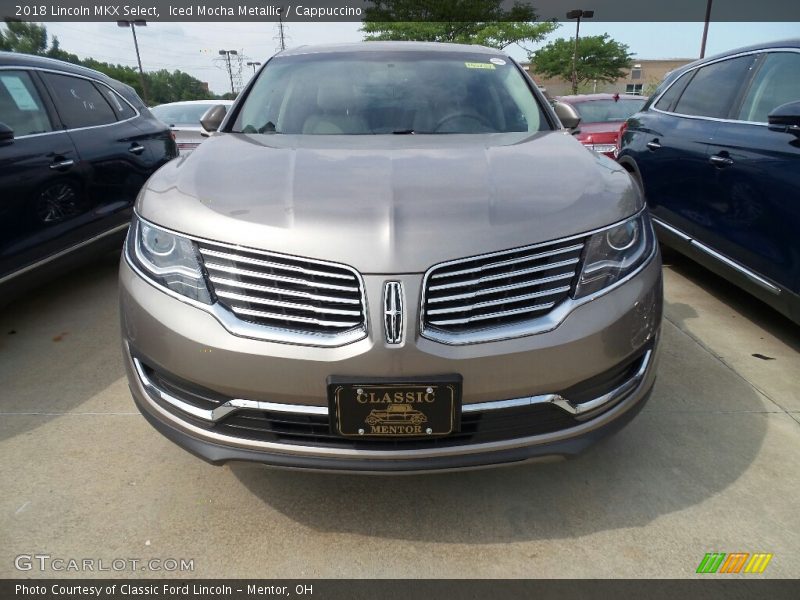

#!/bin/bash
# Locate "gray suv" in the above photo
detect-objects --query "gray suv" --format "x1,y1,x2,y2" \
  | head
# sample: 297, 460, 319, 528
120, 42, 662, 472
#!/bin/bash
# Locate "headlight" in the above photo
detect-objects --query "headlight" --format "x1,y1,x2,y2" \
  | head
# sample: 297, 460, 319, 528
126, 216, 212, 304
574, 212, 655, 299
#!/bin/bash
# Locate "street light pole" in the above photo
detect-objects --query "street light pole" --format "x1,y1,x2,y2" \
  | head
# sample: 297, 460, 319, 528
117, 20, 149, 104
700, 0, 713, 58
219, 49, 238, 95
566, 9, 594, 95
246, 61, 261, 75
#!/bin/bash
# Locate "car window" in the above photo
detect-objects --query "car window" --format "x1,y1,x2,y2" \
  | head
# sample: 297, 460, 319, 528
737, 52, 800, 123
654, 71, 692, 111
570, 99, 645, 123
42, 72, 118, 129
233, 51, 547, 135
673, 55, 758, 119
100, 86, 135, 121
0, 70, 53, 136
151, 103, 217, 126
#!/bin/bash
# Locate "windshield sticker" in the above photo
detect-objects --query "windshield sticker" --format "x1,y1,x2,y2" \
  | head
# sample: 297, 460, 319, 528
489, 58, 507, 65
0, 75, 40, 111
464, 62, 496, 70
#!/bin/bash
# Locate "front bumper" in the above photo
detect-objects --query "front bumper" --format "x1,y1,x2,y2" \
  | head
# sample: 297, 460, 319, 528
121, 252, 662, 472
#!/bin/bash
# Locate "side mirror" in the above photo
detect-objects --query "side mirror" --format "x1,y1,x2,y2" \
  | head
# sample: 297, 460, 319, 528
554, 102, 581, 131
768, 101, 800, 136
0, 122, 14, 144
200, 104, 228, 133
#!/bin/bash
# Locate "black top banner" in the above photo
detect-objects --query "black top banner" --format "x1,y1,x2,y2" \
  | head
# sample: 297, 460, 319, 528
1, 0, 800, 22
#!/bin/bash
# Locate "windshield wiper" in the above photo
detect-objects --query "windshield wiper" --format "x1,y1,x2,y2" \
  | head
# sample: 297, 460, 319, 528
392, 129, 416, 135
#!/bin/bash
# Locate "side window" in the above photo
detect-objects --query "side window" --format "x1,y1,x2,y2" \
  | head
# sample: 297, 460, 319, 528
654, 72, 691, 111
0, 70, 53, 136
737, 52, 800, 123
100, 86, 135, 121
42, 73, 117, 129
673, 55, 758, 119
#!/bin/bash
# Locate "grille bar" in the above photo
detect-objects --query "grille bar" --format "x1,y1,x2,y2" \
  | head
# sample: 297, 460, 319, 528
427, 273, 574, 304
204, 262, 360, 292
231, 307, 361, 329
198, 241, 366, 337
428, 256, 580, 292
422, 236, 586, 336
215, 290, 362, 316
430, 242, 584, 280
427, 286, 570, 315
428, 301, 557, 326
208, 276, 361, 305
199, 247, 354, 280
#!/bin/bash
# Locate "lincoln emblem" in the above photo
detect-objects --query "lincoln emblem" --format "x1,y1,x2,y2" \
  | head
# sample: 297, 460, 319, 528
383, 281, 403, 344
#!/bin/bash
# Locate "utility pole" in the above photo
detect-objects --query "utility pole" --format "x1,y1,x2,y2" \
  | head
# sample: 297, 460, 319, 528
566, 9, 594, 95
117, 20, 149, 104
219, 49, 238, 95
700, 0, 713, 58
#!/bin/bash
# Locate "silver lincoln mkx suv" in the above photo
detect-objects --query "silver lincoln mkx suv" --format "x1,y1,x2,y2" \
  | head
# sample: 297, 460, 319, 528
120, 42, 662, 472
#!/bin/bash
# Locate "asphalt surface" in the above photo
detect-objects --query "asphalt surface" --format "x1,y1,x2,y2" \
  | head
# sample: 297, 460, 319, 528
1, 249, 798, 578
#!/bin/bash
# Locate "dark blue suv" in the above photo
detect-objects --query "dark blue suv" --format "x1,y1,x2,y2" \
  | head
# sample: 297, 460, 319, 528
0, 52, 177, 302
617, 40, 800, 324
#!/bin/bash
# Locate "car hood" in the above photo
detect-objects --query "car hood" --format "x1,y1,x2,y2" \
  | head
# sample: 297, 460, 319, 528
137, 131, 641, 273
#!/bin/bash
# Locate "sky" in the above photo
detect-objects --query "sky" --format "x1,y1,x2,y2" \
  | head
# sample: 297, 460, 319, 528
43, 21, 799, 96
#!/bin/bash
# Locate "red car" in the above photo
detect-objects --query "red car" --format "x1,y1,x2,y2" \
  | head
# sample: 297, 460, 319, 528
554, 93, 646, 158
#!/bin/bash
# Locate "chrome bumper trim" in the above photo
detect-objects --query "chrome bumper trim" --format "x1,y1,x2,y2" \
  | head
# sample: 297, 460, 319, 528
133, 349, 652, 425
463, 349, 651, 420
132, 358, 328, 421
128, 342, 658, 461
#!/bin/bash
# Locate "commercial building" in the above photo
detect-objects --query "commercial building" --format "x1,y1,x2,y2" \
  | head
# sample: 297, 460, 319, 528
522, 59, 693, 97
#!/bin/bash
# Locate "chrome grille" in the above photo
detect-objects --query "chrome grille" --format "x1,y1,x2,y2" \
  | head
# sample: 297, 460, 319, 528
197, 242, 365, 337
422, 237, 585, 334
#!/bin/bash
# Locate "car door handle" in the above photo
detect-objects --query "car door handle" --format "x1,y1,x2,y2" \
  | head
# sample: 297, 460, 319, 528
49, 159, 74, 170
709, 155, 734, 167
128, 144, 145, 155
646, 140, 662, 151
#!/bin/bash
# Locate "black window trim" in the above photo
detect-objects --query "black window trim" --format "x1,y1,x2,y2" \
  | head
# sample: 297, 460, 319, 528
0, 65, 140, 139
649, 47, 800, 127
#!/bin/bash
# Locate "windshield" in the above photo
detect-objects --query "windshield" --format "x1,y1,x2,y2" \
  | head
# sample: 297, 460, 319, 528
151, 103, 217, 127
232, 51, 547, 135
569, 99, 646, 123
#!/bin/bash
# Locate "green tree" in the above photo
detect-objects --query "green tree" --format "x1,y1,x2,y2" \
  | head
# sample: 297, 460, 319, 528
362, 0, 558, 52
146, 69, 214, 104
0, 20, 48, 54
532, 34, 633, 94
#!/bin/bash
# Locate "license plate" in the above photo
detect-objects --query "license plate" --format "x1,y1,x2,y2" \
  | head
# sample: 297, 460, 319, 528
327, 376, 462, 438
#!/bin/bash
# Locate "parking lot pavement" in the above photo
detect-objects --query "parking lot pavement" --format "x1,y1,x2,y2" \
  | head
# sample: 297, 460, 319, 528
1, 251, 798, 579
